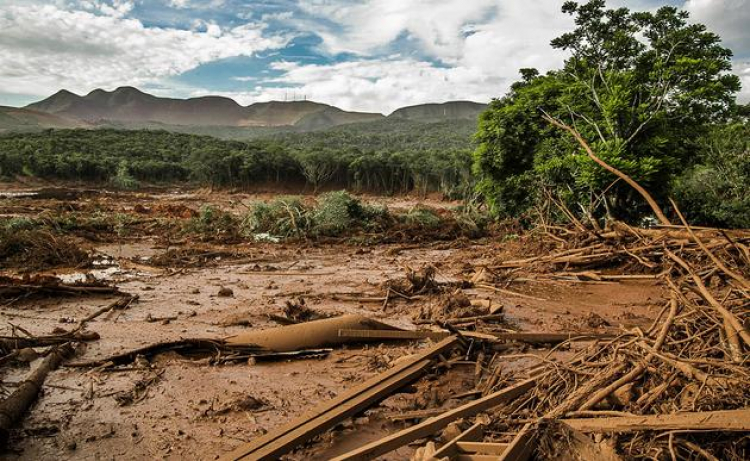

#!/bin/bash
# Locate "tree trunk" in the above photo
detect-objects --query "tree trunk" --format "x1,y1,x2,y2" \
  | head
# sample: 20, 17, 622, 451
0, 344, 73, 446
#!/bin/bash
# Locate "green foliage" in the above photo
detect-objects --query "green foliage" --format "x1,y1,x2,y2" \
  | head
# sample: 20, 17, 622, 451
184, 205, 240, 239
474, 0, 740, 222
402, 206, 442, 230
312, 191, 366, 236
242, 196, 311, 238
0, 117, 476, 198
111, 160, 140, 190
673, 123, 750, 228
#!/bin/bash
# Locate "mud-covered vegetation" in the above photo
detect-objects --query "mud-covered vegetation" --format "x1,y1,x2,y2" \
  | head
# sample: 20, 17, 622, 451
0, 191, 493, 260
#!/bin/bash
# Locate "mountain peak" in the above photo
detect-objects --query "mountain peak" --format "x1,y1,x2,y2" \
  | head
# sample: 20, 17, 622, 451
23, 86, 482, 130
388, 101, 486, 121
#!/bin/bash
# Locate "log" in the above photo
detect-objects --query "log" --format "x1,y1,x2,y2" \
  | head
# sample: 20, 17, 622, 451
224, 314, 402, 352
0, 331, 99, 352
0, 344, 74, 445
563, 408, 750, 433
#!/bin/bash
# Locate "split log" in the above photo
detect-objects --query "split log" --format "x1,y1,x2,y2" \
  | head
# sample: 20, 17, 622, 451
563, 408, 750, 433
428, 421, 485, 460
498, 423, 537, 461
0, 344, 74, 445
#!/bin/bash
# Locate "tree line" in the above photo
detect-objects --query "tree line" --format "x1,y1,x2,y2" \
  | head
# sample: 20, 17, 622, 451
0, 118, 475, 197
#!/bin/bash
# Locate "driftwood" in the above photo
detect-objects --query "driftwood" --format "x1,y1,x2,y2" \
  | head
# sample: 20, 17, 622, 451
0, 344, 74, 445
0, 330, 99, 354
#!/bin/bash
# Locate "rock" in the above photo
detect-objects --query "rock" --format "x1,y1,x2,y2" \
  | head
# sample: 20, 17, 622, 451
218, 287, 234, 297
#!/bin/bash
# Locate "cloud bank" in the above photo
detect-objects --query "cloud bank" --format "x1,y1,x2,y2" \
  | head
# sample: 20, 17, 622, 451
0, 0, 747, 110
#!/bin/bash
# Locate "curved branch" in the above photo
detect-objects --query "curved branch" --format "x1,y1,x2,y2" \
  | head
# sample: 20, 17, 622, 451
542, 113, 671, 225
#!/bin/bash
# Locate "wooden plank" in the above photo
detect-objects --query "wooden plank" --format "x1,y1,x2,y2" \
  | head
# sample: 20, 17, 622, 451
563, 408, 750, 434
490, 332, 614, 343
456, 456, 504, 461
337, 329, 447, 341
383, 408, 450, 421
219, 337, 459, 461
457, 442, 509, 455
330, 376, 538, 461
429, 422, 484, 460
498, 423, 536, 461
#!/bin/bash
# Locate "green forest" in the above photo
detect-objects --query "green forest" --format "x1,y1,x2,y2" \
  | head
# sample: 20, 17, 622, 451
0, 118, 476, 198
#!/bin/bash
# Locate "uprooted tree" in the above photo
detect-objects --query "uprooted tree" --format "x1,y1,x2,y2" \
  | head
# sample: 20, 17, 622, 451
474, 0, 741, 222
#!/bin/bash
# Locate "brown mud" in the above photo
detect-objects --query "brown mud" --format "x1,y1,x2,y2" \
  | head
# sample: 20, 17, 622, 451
0, 186, 666, 460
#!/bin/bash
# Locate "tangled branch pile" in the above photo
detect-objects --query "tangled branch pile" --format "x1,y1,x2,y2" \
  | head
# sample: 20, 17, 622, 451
482, 218, 750, 459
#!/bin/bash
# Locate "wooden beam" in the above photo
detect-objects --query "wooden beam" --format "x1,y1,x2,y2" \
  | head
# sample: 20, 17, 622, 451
563, 408, 750, 433
457, 442, 509, 455
219, 336, 459, 461
429, 422, 484, 460
498, 423, 536, 461
337, 329, 447, 341
456, 456, 504, 461
330, 376, 538, 461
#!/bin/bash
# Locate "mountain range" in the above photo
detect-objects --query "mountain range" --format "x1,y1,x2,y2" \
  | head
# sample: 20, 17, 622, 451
1, 87, 486, 136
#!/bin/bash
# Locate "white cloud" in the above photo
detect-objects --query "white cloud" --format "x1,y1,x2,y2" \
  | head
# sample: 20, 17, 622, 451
0, 2, 288, 97
686, 0, 750, 59
238, 0, 572, 111
685, 0, 750, 102
202, 58, 509, 113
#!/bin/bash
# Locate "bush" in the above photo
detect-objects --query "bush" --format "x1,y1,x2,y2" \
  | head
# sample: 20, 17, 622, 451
242, 196, 310, 237
111, 160, 140, 190
184, 205, 239, 239
402, 206, 442, 230
312, 191, 366, 236
672, 122, 750, 228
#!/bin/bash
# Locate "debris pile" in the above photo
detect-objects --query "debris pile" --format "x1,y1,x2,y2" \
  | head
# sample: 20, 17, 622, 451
0, 230, 89, 271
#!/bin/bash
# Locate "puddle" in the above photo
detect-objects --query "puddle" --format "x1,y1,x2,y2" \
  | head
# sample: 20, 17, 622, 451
0, 191, 38, 198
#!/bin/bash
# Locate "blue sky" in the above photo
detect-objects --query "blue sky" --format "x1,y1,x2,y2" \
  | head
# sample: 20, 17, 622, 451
0, 0, 748, 113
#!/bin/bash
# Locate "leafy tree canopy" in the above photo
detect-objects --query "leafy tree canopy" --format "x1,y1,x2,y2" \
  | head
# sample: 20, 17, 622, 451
474, 0, 741, 220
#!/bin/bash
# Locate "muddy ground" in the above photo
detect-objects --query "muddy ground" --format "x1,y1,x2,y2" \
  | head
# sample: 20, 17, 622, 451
0, 186, 665, 460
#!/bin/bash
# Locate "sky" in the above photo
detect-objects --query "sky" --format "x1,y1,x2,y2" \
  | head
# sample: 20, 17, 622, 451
0, 0, 748, 113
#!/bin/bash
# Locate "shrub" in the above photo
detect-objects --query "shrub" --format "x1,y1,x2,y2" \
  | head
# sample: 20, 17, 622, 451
242, 196, 310, 237
402, 206, 442, 230
312, 191, 366, 236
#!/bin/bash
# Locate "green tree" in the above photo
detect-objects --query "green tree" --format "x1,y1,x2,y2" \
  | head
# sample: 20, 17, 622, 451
474, 0, 741, 220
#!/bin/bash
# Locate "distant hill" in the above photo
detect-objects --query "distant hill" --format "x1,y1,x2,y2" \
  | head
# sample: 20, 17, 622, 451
388, 101, 487, 122
25, 87, 384, 129
0, 106, 87, 133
